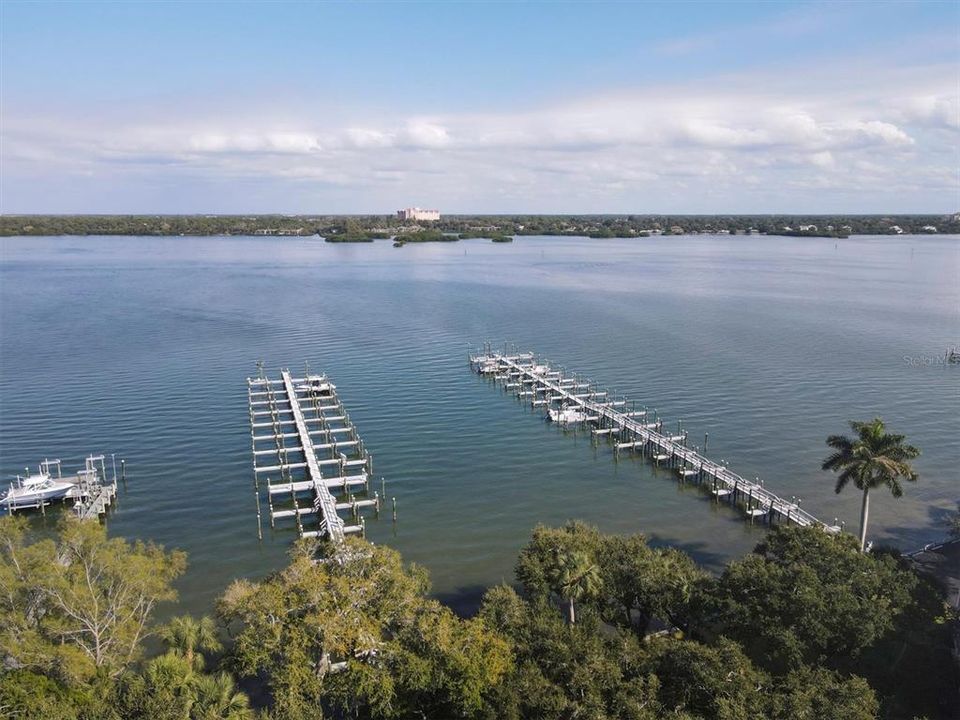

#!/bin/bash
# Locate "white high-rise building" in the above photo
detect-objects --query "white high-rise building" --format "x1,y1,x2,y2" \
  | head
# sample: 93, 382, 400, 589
397, 207, 440, 221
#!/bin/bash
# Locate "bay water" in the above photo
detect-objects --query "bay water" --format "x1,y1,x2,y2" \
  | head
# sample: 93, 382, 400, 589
1, 234, 957, 615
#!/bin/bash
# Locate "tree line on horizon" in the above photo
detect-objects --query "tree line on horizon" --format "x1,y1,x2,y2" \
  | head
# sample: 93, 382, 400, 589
1, 213, 956, 238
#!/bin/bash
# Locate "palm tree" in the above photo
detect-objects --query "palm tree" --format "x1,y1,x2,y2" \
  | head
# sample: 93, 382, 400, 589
143, 651, 196, 696
190, 672, 254, 720
159, 615, 222, 671
549, 549, 602, 625
822, 417, 919, 551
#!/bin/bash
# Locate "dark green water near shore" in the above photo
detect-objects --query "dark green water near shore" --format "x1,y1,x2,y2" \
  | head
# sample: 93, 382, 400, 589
1, 234, 957, 616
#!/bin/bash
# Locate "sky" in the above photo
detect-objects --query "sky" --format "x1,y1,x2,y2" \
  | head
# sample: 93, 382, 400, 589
1, 1, 958, 214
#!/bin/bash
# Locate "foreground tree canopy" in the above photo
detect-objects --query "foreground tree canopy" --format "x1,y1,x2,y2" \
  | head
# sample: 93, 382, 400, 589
1, 517, 955, 719
0, 518, 250, 720
218, 539, 512, 719
0, 516, 186, 682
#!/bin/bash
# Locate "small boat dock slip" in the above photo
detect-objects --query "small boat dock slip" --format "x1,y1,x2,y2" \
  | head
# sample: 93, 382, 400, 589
71, 455, 119, 521
247, 367, 382, 545
470, 347, 839, 533
2, 454, 119, 520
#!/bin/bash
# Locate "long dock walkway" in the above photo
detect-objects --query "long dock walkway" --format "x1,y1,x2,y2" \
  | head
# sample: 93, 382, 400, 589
471, 349, 838, 532
247, 367, 381, 545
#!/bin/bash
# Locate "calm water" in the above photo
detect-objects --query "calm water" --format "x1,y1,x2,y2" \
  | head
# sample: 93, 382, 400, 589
1, 234, 957, 615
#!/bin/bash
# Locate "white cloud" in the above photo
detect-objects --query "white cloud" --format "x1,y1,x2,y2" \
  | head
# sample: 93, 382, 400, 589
898, 94, 960, 129
400, 121, 451, 149
344, 128, 393, 149
184, 132, 323, 154
809, 151, 835, 169
1, 56, 956, 212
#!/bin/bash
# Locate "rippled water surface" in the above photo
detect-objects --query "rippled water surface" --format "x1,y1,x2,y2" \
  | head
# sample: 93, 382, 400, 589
1, 234, 957, 615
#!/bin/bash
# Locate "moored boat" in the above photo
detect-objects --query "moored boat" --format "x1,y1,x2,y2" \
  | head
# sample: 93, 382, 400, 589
548, 406, 588, 424
297, 375, 337, 394
2, 469, 75, 511
477, 361, 499, 374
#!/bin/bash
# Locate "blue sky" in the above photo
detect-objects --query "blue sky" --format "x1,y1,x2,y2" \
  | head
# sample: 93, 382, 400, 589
2, 1, 958, 213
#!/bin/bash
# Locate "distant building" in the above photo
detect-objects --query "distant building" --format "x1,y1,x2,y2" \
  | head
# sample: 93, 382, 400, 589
397, 207, 440, 222
799, 224, 818, 232
888, 225, 904, 234
922, 225, 938, 233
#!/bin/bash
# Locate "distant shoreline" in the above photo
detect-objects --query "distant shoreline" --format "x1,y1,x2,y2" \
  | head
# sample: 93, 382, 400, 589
1, 213, 955, 238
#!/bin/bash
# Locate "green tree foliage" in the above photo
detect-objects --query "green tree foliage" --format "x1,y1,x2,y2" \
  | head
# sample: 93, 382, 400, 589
479, 583, 880, 720
2, 515, 952, 719
0, 518, 252, 720
190, 671, 255, 720
516, 522, 705, 634
547, 549, 602, 625
159, 615, 222, 671
599, 533, 705, 635
218, 538, 511, 719
112, 650, 254, 720
0, 669, 111, 719
822, 417, 920, 551
0, 516, 186, 682
698, 526, 916, 673
479, 584, 657, 719
113, 653, 197, 720
765, 666, 879, 720
515, 521, 604, 601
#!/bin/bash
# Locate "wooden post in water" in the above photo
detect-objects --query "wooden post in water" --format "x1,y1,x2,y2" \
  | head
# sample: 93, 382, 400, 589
392, 497, 397, 522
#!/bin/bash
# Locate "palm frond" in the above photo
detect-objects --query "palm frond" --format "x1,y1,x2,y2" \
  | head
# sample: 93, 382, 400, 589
834, 465, 858, 494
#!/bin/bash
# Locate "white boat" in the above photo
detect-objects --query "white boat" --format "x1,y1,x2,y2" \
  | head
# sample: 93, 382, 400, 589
2, 470, 75, 511
529, 364, 551, 375
297, 375, 336, 394
477, 362, 498, 375
548, 406, 588, 424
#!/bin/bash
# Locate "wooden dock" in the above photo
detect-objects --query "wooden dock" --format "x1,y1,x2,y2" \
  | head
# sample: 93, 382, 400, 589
247, 366, 382, 545
471, 347, 839, 532
71, 454, 119, 521
2, 454, 119, 520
